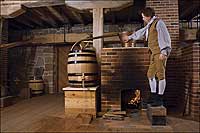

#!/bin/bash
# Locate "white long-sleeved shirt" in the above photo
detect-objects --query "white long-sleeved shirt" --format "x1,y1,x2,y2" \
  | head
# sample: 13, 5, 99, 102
128, 16, 171, 56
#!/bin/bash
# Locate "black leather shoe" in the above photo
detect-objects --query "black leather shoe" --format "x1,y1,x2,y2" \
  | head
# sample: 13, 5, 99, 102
150, 95, 163, 107
145, 93, 157, 104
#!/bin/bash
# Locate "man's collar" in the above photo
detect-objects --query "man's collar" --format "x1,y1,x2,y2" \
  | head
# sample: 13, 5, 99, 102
148, 16, 157, 25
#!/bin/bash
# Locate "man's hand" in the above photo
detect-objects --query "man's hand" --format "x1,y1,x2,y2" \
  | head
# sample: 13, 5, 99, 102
159, 54, 167, 60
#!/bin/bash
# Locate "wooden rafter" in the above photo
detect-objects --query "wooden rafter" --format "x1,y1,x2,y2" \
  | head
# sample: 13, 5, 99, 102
9, 23, 23, 30
11, 19, 34, 29
81, 10, 92, 23
24, 12, 44, 27
65, 6, 84, 24
61, 6, 74, 24
179, 0, 200, 20
47, 6, 64, 22
22, 1, 65, 8
21, 5, 53, 27
42, 7, 59, 27
54, 6, 71, 25
33, 8, 57, 27
9, 9, 26, 18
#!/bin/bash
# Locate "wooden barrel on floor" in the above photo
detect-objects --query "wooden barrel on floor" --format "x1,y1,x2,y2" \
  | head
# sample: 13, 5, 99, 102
67, 48, 98, 87
28, 79, 44, 95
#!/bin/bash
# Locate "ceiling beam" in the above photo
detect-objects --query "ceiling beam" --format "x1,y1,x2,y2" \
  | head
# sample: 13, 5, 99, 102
12, 18, 34, 29
9, 23, 23, 30
80, 11, 92, 24
24, 12, 44, 27
22, 1, 65, 8
65, 1, 133, 9
0, 41, 31, 49
180, 5, 199, 20
106, 2, 133, 12
47, 6, 65, 23
9, 9, 26, 18
21, 5, 54, 27
9, 11, 44, 28
55, 5, 73, 25
60, 6, 72, 25
41, 7, 59, 27
22, 4, 61, 27
65, 6, 84, 24
33, 8, 57, 27
9, 19, 32, 29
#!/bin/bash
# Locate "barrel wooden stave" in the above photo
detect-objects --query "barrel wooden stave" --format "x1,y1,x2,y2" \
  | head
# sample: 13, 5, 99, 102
67, 49, 98, 87
28, 80, 44, 94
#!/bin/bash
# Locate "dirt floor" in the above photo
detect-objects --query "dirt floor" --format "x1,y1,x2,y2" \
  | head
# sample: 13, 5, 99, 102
1, 94, 199, 132
37, 111, 199, 132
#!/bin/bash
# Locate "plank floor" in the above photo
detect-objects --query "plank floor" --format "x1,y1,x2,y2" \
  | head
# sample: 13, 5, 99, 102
1, 94, 199, 132
1, 94, 65, 132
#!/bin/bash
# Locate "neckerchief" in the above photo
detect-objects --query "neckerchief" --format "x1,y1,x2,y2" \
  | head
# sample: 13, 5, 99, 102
145, 16, 158, 41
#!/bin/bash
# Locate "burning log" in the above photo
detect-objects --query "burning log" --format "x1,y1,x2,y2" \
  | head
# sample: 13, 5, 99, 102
128, 89, 141, 105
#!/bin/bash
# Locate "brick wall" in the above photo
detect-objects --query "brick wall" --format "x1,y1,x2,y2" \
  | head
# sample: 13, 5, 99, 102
190, 42, 200, 121
101, 48, 150, 111
100, 0, 180, 112
176, 43, 193, 112
146, 0, 180, 108
147, 0, 200, 121
177, 41, 200, 121
146, 0, 179, 49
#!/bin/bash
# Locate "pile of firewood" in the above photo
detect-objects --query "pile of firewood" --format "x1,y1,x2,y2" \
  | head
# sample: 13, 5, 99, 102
102, 110, 126, 121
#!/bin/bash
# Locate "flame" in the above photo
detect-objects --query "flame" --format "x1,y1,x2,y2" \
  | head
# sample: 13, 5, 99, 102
128, 89, 141, 105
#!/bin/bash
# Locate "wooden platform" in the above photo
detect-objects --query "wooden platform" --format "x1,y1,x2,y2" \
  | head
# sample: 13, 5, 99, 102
63, 86, 99, 118
147, 104, 167, 126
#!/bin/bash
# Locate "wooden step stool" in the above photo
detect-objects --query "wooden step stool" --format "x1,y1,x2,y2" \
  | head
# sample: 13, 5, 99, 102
147, 104, 167, 126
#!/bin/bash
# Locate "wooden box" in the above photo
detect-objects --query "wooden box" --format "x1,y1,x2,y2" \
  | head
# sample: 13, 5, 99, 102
147, 104, 167, 126
63, 86, 98, 118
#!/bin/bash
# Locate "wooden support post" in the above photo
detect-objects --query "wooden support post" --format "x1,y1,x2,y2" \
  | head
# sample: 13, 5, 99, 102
93, 8, 103, 62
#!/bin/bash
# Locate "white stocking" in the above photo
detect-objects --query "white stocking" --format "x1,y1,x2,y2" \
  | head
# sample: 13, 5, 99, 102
158, 79, 166, 95
149, 77, 156, 93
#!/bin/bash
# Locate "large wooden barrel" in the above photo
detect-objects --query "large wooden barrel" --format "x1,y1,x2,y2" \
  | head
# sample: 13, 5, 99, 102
28, 79, 44, 95
67, 48, 98, 87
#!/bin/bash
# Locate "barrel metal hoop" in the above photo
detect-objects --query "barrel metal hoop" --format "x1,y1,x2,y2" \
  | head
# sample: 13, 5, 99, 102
69, 80, 98, 83
68, 61, 97, 64
68, 54, 96, 57
69, 49, 96, 53
68, 73, 98, 76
